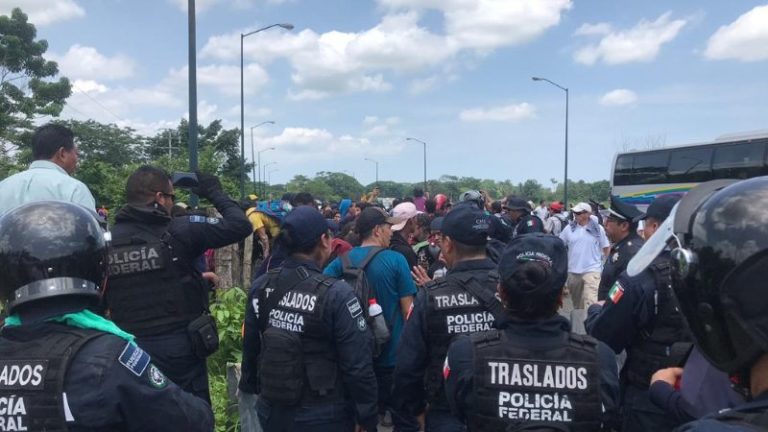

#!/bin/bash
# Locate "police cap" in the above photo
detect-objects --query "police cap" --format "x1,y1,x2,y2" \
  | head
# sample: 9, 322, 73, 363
607, 195, 643, 222
280, 206, 331, 250
497, 233, 567, 297
442, 205, 489, 246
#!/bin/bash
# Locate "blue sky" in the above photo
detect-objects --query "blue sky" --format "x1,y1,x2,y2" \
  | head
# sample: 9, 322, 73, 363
7, 0, 768, 187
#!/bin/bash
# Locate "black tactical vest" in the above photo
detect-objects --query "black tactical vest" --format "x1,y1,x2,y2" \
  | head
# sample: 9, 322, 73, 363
0, 324, 103, 432
105, 222, 208, 336
257, 266, 345, 406
469, 329, 603, 432
424, 271, 502, 408
625, 258, 692, 388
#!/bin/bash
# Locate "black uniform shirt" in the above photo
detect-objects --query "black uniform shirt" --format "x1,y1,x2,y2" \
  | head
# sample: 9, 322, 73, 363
240, 257, 379, 431
598, 232, 644, 301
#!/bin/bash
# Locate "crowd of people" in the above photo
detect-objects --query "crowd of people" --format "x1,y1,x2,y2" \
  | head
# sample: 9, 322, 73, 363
0, 123, 767, 432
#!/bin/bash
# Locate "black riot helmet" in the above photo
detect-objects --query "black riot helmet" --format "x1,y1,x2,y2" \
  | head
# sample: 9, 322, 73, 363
0, 201, 108, 313
628, 177, 768, 374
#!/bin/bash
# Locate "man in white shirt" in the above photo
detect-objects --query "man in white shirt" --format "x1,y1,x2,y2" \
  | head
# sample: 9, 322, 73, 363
559, 202, 610, 309
0, 124, 95, 216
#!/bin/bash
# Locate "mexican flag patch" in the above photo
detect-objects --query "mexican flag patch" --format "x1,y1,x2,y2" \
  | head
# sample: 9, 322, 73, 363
608, 281, 624, 304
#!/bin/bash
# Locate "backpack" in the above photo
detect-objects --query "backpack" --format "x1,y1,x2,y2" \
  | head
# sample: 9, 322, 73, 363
340, 247, 389, 356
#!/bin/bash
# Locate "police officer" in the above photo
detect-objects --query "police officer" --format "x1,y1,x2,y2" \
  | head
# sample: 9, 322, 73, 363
624, 177, 768, 431
0, 201, 213, 431
394, 204, 503, 431
597, 195, 644, 301
104, 166, 251, 402
240, 206, 378, 431
585, 195, 689, 432
445, 233, 619, 431
503, 196, 545, 237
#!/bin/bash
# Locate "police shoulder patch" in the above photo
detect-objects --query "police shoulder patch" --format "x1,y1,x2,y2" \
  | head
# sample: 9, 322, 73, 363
118, 342, 151, 377
206, 217, 220, 225
189, 215, 206, 223
346, 298, 362, 318
147, 364, 168, 389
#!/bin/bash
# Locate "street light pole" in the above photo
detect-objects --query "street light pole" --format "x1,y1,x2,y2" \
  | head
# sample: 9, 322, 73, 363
406, 137, 427, 193
268, 168, 279, 186
263, 162, 277, 197
364, 158, 379, 184
250, 121, 275, 193
240, 23, 293, 200
532, 76, 569, 209
258, 147, 275, 197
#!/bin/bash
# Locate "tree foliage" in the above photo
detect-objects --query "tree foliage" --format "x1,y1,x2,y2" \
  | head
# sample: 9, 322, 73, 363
0, 8, 71, 141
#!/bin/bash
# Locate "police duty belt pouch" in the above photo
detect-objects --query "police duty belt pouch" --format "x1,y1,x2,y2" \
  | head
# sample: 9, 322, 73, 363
258, 327, 304, 405
187, 314, 219, 358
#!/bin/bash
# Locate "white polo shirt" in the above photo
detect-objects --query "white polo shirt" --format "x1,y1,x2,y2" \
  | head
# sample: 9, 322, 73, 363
559, 221, 609, 274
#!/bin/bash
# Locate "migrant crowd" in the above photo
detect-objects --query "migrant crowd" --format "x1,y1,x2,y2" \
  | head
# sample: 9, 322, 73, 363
0, 124, 765, 432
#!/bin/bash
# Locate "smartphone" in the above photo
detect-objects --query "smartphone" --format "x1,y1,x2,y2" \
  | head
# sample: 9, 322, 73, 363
172, 172, 199, 188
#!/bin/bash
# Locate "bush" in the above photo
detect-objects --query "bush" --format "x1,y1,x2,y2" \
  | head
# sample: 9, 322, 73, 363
208, 286, 247, 432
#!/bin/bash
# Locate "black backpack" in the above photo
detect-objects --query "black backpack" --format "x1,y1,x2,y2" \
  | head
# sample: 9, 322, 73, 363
340, 247, 389, 355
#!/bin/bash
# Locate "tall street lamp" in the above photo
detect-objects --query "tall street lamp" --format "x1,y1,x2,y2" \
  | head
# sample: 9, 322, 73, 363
250, 120, 275, 192
532, 76, 569, 209
364, 158, 379, 184
406, 137, 427, 193
263, 162, 277, 196
258, 147, 275, 197
240, 23, 293, 200
268, 168, 279, 186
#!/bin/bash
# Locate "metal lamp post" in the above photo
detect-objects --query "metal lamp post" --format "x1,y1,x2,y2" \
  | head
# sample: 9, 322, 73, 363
250, 121, 275, 193
263, 162, 277, 197
364, 158, 379, 184
532, 76, 569, 209
268, 168, 279, 186
240, 23, 293, 199
257, 147, 275, 197
406, 137, 427, 193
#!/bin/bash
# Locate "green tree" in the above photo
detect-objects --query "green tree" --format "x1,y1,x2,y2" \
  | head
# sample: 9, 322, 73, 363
314, 171, 364, 200
0, 8, 71, 141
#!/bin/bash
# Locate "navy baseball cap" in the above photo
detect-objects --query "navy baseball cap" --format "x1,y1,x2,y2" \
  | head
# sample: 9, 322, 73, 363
441, 205, 489, 246
641, 195, 681, 222
281, 206, 331, 249
503, 196, 530, 211
430, 216, 444, 232
498, 233, 568, 296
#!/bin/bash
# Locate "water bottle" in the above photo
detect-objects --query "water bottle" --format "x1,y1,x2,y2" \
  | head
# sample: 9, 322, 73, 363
368, 299, 391, 347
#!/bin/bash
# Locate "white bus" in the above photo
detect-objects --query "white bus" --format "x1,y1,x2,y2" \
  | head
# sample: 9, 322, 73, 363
611, 130, 768, 211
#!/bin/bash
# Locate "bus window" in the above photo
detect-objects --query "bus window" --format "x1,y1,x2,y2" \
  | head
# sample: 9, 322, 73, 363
632, 151, 669, 184
669, 147, 713, 183
712, 140, 767, 179
614, 154, 633, 186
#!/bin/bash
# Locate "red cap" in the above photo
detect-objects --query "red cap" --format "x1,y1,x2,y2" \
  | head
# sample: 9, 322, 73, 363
368, 298, 377, 305
550, 201, 563, 212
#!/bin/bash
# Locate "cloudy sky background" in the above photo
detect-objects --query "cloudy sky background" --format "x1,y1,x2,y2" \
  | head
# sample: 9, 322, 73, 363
6, 0, 768, 186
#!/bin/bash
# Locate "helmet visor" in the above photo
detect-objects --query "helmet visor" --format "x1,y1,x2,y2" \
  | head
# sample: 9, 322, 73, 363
627, 203, 679, 277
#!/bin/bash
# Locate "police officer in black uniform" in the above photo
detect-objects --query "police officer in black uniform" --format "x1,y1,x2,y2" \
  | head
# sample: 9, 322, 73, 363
0, 201, 213, 431
445, 233, 619, 431
597, 195, 644, 300
105, 166, 251, 402
624, 177, 768, 431
240, 206, 379, 432
394, 204, 503, 431
585, 195, 689, 432
503, 196, 545, 237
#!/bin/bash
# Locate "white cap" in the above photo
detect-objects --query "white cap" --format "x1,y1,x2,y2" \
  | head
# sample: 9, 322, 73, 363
572, 202, 592, 214
391, 202, 419, 231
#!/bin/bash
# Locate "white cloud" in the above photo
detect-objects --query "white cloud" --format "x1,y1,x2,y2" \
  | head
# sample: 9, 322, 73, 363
573, 22, 612, 36
574, 12, 687, 65
200, 1, 570, 99
72, 79, 108, 94
600, 89, 638, 106
705, 5, 768, 62
168, 63, 268, 96
459, 103, 535, 122
50, 45, 135, 81
0, 0, 84, 26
